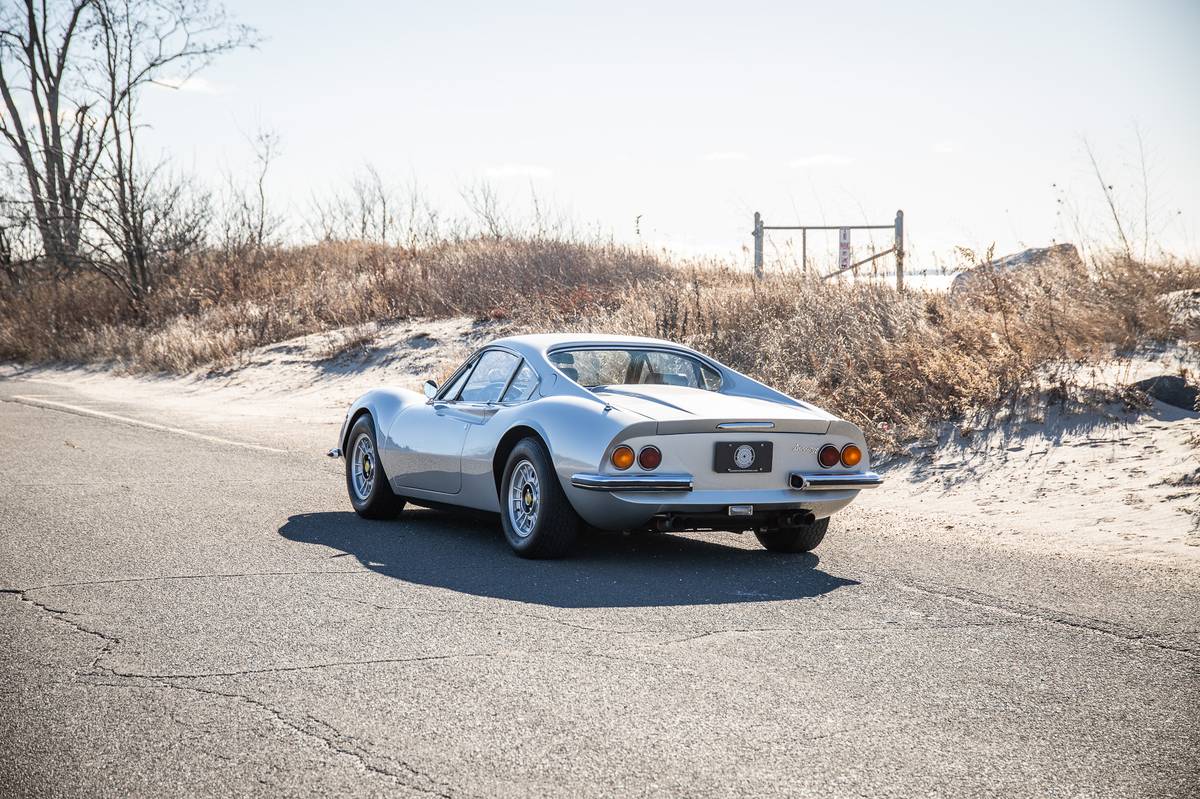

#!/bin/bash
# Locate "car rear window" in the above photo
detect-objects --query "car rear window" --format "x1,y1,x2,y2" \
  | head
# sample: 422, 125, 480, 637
549, 348, 721, 391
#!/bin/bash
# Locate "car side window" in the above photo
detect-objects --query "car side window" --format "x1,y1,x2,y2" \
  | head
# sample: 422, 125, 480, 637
459, 350, 520, 403
550, 350, 630, 387
642, 351, 723, 390
438, 358, 476, 401
500, 362, 538, 403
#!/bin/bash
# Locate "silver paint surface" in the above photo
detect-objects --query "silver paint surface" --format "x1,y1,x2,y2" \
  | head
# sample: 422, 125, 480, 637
335, 333, 877, 529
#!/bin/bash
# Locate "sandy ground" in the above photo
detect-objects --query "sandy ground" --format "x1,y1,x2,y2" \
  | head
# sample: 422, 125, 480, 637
3, 318, 1197, 569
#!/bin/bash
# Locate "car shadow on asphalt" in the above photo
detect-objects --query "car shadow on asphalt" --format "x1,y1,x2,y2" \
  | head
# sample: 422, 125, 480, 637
279, 510, 859, 608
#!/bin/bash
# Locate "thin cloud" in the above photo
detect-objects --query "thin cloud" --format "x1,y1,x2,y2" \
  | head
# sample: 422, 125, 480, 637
788, 154, 853, 168
484, 164, 553, 179
149, 76, 219, 94
701, 151, 748, 161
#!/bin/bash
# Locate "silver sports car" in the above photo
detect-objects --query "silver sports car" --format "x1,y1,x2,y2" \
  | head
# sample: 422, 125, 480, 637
331, 333, 881, 558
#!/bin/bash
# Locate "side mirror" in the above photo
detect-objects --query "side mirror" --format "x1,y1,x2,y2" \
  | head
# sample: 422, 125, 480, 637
423, 379, 438, 399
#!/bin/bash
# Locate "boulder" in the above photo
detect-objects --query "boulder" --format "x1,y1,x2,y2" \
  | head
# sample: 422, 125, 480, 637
1161, 289, 1200, 336
951, 243, 1083, 293
1129, 375, 1199, 412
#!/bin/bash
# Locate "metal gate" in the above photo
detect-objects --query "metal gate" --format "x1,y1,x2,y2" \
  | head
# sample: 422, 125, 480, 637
751, 209, 905, 290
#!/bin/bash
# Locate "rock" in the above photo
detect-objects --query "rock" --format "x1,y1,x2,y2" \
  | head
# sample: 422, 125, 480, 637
951, 243, 1083, 293
1129, 375, 1199, 412
1161, 289, 1200, 336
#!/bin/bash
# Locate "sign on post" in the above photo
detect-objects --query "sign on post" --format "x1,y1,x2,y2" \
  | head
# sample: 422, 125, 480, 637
838, 228, 851, 271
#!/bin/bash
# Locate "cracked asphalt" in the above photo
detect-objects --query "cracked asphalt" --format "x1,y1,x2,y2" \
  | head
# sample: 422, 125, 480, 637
1, 379, 1198, 797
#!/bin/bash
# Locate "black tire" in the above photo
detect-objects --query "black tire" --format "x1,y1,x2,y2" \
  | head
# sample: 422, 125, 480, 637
499, 437, 580, 558
345, 414, 405, 519
755, 517, 829, 553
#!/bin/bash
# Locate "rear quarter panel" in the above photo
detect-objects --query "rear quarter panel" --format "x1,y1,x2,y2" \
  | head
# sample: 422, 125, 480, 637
457, 392, 643, 513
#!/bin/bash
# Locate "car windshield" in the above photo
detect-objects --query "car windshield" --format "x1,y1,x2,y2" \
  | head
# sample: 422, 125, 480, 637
549, 348, 722, 391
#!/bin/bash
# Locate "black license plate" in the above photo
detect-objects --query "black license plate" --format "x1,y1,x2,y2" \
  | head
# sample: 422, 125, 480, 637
713, 441, 773, 473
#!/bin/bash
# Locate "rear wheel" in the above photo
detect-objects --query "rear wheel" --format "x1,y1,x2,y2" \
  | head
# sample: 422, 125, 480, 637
755, 517, 829, 553
500, 437, 580, 558
345, 414, 405, 519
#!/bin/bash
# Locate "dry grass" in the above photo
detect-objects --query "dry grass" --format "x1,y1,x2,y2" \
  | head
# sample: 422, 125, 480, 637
0, 238, 665, 372
1, 237, 1197, 452
524, 254, 1199, 450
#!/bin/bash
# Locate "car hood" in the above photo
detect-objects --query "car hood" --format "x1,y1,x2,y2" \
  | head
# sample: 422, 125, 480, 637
592, 385, 833, 434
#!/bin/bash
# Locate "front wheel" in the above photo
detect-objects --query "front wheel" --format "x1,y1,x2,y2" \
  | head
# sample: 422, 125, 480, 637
345, 414, 405, 519
755, 517, 829, 553
500, 438, 580, 558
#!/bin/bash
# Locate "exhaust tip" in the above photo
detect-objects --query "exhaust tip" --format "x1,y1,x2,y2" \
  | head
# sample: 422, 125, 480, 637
781, 511, 816, 528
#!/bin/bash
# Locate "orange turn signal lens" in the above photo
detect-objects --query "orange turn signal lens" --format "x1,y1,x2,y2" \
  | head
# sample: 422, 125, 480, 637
611, 445, 635, 470
841, 444, 862, 467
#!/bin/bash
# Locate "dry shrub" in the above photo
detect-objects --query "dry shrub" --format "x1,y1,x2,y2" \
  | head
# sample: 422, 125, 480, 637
517, 254, 1199, 451
0, 238, 666, 371
2, 237, 1197, 452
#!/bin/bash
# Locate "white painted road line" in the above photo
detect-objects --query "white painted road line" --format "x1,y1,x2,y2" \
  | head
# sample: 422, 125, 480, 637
4, 395, 288, 454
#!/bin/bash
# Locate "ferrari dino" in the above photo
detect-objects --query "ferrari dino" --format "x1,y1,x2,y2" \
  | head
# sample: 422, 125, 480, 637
330, 333, 881, 557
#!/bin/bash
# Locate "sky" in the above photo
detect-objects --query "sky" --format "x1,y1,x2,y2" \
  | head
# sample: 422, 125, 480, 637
139, 0, 1200, 272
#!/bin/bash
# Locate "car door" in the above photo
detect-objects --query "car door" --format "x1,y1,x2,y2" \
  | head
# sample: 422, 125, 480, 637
387, 350, 520, 495
384, 356, 476, 494
457, 358, 542, 510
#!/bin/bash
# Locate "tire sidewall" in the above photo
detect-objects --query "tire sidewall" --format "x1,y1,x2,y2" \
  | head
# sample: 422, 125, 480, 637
500, 438, 575, 556
755, 516, 829, 553
346, 416, 391, 516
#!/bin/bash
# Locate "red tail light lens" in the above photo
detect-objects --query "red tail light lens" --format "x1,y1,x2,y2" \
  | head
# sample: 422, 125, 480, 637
818, 444, 841, 468
638, 446, 662, 470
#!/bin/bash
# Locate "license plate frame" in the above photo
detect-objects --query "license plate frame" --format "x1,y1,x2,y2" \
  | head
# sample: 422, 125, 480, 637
713, 441, 773, 474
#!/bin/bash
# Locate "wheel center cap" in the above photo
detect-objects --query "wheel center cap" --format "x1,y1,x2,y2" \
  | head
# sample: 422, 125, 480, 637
362, 456, 372, 477
522, 485, 533, 510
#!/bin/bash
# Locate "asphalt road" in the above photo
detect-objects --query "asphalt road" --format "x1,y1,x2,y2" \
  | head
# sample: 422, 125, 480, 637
1, 378, 1198, 798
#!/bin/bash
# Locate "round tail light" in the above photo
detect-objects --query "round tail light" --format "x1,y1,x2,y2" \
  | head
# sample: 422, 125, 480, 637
818, 444, 841, 468
611, 445, 635, 470
840, 444, 862, 467
638, 446, 662, 470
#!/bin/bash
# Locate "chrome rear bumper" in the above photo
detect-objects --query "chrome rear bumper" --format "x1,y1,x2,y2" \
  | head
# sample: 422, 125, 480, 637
570, 471, 882, 492
789, 471, 883, 490
571, 473, 694, 492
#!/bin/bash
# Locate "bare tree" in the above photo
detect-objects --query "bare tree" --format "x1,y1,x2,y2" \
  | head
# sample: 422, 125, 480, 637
460, 179, 507, 240
0, 2, 94, 271
0, 0, 257, 298
304, 168, 447, 251
217, 127, 281, 252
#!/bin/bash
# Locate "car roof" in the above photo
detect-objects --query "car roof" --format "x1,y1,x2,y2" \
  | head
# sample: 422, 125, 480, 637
489, 332, 690, 355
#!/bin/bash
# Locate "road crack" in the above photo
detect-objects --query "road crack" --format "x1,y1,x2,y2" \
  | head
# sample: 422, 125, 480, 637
897, 581, 1198, 656
14, 569, 374, 592
0, 588, 465, 798
108, 652, 502, 680
661, 619, 1015, 646
123, 679, 461, 798
1, 587, 121, 674
322, 593, 641, 637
